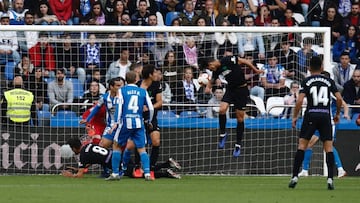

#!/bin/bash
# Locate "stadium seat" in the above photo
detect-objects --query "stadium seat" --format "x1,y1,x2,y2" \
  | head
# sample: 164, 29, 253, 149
50, 110, 80, 127
66, 78, 84, 99
250, 95, 266, 116
157, 110, 177, 119
179, 111, 200, 118
266, 97, 285, 117
165, 11, 180, 26
43, 77, 54, 83
292, 13, 305, 24
37, 110, 51, 126
4, 61, 16, 80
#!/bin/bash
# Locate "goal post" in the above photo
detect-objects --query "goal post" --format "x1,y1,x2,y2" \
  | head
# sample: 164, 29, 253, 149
0, 25, 331, 175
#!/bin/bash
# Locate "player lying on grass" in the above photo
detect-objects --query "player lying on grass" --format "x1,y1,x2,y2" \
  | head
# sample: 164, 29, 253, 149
61, 137, 181, 179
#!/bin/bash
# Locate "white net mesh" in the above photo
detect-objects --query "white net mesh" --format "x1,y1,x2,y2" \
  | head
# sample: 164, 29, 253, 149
0, 25, 330, 175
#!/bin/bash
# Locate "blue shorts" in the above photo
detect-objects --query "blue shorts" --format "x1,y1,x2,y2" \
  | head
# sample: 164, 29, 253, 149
115, 126, 147, 148
102, 126, 116, 141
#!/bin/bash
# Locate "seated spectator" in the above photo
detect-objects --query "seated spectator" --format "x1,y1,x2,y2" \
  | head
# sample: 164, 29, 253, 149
161, 50, 182, 90
286, 0, 303, 14
138, 49, 156, 66
14, 55, 34, 86
17, 11, 39, 55
8, 0, 28, 25
195, 16, 213, 63
29, 32, 56, 79
342, 69, 360, 117
149, 33, 173, 67
263, 17, 282, 51
332, 25, 360, 65
178, 0, 199, 26
255, 4, 272, 26
342, 2, 360, 32
106, 48, 132, 84
278, 36, 298, 81
86, 69, 106, 94
260, 52, 288, 99
214, 19, 238, 59
100, 33, 121, 73
48, 68, 74, 111
34, 0, 61, 38
228, 1, 247, 26
206, 86, 229, 118
131, 0, 150, 26
28, 67, 49, 109
49, 0, 73, 25
283, 81, 306, 119
56, 33, 86, 85
105, 0, 127, 25
243, 51, 264, 101
266, 0, 287, 19
72, 0, 95, 25
296, 37, 317, 81
0, 13, 21, 66
201, 0, 225, 26
127, 0, 158, 15
214, 0, 237, 18
237, 15, 265, 61
118, 12, 134, 36
307, 0, 332, 27
182, 35, 198, 69
88, 1, 106, 25
167, 18, 185, 50
333, 51, 356, 93
158, 69, 172, 108
80, 33, 101, 77
320, 4, 343, 45
144, 13, 161, 49
79, 80, 104, 113
173, 67, 200, 114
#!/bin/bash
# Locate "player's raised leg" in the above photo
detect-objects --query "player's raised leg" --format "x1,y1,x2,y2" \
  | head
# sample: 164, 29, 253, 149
218, 102, 229, 149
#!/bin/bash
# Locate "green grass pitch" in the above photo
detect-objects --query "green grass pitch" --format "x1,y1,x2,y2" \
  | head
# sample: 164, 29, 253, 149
0, 175, 359, 203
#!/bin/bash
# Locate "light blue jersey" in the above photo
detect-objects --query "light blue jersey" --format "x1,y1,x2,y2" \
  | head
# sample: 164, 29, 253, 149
86, 91, 120, 140
114, 84, 154, 147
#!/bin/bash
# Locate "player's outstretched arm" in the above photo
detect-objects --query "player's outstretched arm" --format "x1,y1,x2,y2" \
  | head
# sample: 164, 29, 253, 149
292, 93, 305, 128
238, 57, 264, 74
61, 167, 85, 178
333, 92, 342, 124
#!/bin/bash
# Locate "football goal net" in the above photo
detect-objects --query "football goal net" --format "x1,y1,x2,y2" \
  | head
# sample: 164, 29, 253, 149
0, 25, 331, 176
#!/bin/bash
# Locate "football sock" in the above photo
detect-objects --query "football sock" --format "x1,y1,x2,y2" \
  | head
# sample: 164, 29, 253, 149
292, 149, 304, 178
111, 150, 122, 175
236, 121, 244, 145
219, 114, 226, 134
140, 151, 150, 174
326, 152, 335, 179
134, 150, 140, 166
150, 146, 159, 169
302, 148, 313, 171
122, 149, 132, 171
332, 147, 343, 169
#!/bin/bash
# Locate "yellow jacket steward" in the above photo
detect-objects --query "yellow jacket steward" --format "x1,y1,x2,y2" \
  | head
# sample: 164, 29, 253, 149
4, 88, 34, 123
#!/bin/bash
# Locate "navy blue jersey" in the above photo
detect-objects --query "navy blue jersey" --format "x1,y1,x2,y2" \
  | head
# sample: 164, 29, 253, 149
212, 56, 246, 88
78, 144, 112, 169
300, 74, 339, 114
